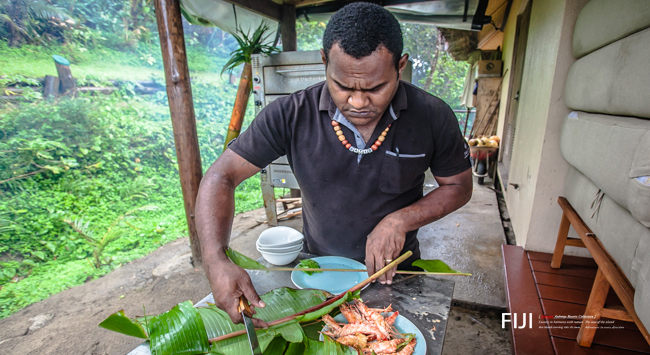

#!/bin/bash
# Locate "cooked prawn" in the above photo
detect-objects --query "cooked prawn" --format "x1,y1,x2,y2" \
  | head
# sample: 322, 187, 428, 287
339, 322, 384, 341
385, 311, 399, 325
340, 302, 364, 323
354, 300, 391, 341
362, 338, 406, 354
393, 338, 416, 355
336, 333, 368, 350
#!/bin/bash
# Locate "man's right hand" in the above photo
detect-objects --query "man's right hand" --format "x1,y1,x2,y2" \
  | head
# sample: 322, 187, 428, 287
208, 260, 269, 329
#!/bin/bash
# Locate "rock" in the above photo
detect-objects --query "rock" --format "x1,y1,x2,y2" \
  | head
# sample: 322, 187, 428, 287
28, 314, 54, 332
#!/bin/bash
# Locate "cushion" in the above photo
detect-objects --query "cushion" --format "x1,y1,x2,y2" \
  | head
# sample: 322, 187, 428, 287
565, 28, 650, 119
573, 0, 650, 58
564, 166, 650, 289
561, 112, 650, 227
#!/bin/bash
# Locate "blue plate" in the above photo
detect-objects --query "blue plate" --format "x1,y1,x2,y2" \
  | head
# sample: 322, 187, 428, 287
320, 313, 426, 355
291, 256, 367, 294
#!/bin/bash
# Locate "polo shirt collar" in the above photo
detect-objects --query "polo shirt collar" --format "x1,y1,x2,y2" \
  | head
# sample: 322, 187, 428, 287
318, 80, 408, 119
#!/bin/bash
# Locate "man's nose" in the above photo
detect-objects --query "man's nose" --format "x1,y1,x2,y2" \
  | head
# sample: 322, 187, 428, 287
348, 91, 369, 109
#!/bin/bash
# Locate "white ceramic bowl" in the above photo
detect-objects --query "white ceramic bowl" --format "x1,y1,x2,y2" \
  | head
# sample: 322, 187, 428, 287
258, 249, 301, 265
257, 226, 304, 248
256, 241, 303, 253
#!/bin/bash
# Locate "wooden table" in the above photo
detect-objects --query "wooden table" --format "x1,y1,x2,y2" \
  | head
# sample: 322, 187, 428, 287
129, 253, 454, 354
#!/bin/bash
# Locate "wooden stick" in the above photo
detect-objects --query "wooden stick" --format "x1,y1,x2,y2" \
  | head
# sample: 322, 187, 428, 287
264, 267, 471, 276
208, 251, 413, 344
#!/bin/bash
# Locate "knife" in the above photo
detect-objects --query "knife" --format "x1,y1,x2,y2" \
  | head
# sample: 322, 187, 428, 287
239, 295, 262, 355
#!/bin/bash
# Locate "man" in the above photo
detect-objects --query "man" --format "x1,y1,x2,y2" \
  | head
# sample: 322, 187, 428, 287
195, 2, 472, 327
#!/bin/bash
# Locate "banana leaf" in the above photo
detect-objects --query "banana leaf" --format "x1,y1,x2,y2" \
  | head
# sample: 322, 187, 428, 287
100, 288, 360, 355
147, 301, 210, 355
226, 248, 267, 270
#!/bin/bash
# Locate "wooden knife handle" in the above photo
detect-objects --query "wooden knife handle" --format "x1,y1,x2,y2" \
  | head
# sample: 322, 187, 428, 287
238, 296, 254, 318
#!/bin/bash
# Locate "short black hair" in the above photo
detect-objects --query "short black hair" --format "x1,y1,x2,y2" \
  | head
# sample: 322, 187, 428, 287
323, 2, 403, 70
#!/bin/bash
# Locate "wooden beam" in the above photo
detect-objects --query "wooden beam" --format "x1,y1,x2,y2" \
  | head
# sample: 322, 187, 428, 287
222, 0, 282, 21
281, 4, 297, 51
153, 0, 204, 263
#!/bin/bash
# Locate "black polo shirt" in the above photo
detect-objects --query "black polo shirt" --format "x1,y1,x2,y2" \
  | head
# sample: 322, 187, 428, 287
230, 81, 470, 264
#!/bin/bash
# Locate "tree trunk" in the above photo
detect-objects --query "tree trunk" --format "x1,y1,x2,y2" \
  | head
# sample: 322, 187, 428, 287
223, 62, 252, 151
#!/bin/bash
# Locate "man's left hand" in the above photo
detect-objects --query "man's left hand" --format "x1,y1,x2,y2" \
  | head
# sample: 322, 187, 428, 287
365, 216, 406, 285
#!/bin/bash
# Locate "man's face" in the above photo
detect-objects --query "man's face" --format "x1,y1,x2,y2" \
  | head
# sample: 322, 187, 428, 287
322, 44, 408, 127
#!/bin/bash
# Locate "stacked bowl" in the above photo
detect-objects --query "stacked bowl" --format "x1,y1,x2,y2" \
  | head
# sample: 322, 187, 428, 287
256, 226, 304, 265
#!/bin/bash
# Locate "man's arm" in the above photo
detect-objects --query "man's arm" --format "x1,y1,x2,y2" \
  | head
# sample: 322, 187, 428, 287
365, 168, 473, 284
195, 149, 268, 327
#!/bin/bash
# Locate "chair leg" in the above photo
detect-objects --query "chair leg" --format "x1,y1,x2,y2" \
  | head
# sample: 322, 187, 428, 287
577, 268, 610, 347
551, 211, 571, 269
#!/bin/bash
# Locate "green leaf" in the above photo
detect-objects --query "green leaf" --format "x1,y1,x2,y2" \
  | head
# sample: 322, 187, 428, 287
44, 165, 61, 174
303, 335, 356, 355
297, 259, 322, 276
32, 251, 46, 260
44, 242, 56, 253
99, 310, 148, 339
262, 335, 288, 354
412, 259, 466, 274
204, 288, 334, 354
295, 292, 357, 323
22, 259, 37, 267
226, 248, 267, 270
146, 301, 210, 355
3, 268, 16, 279
284, 341, 305, 355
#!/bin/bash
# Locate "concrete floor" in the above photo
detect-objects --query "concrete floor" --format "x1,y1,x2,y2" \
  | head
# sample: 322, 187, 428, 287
230, 172, 513, 355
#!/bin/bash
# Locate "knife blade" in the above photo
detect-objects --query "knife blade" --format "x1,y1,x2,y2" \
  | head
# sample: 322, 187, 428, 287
239, 296, 262, 355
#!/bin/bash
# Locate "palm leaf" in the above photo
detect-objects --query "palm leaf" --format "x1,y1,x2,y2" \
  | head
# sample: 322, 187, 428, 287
221, 22, 279, 75
27, 0, 70, 21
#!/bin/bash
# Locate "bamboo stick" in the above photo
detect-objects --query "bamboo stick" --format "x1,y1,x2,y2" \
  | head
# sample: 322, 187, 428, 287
264, 267, 471, 276
208, 251, 413, 344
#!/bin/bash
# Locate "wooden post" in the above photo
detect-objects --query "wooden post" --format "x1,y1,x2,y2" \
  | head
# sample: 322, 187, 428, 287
281, 4, 297, 52
153, 0, 204, 263
43, 75, 60, 99
53, 55, 75, 94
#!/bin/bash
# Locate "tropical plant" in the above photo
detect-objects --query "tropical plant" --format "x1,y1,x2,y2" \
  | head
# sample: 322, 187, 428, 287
63, 205, 158, 268
0, 0, 70, 46
221, 22, 278, 151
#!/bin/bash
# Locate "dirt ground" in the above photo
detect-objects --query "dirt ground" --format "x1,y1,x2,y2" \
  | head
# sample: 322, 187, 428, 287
0, 208, 512, 355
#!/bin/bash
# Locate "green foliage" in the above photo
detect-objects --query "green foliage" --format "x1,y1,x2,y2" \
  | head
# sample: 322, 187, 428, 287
296, 19, 326, 51
101, 288, 360, 355
412, 259, 469, 275
226, 247, 267, 270
297, 259, 322, 276
0, 82, 266, 319
221, 22, 279, 75
63, 205, 159, 268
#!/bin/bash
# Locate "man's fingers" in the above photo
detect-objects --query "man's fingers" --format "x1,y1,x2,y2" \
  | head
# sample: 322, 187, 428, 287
241, 280, 266, 309
377, 254, 389, 284
365, 256, 376, 281
251, 317, 269, 329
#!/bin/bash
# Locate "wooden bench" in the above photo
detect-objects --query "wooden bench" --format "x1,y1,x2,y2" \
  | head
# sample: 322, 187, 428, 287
551, 196, 650, 347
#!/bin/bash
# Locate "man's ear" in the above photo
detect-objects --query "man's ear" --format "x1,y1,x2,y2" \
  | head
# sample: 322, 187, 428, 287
320, 48, 327, 66
397, 53, 409, 80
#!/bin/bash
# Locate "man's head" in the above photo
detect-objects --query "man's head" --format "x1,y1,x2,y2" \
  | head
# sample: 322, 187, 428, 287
321, 2, 408, 128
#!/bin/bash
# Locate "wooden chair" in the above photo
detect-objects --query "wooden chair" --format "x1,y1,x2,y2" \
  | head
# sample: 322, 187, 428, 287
551, 197, 650, 347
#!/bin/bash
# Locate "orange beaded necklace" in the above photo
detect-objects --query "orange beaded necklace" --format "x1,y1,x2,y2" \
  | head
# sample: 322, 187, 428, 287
331, 120, 391, 155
